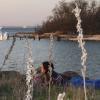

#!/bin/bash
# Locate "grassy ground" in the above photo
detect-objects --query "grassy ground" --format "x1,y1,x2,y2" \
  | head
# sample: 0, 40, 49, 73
33, 85, 100, 100
0, 71, 26, 100
0, 71, 100, 100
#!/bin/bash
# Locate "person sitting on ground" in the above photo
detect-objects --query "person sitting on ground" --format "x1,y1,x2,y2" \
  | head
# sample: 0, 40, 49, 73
33, 61, 82, 87
33, 61, 66, 86
40, 61, 66, 86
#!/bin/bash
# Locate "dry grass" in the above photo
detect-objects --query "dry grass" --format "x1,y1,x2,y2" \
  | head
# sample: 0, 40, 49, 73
0, 71, 26, 100
0, 71, 100, 100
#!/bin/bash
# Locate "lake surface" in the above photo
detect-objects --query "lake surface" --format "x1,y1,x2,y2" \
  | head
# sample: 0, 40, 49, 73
0, 39, 100, 79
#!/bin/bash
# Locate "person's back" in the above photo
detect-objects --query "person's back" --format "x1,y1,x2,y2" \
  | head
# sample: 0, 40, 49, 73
51, 71, 66, 86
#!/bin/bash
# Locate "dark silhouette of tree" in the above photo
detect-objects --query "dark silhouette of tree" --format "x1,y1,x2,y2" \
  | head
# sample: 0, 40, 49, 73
39, 0, 100, 35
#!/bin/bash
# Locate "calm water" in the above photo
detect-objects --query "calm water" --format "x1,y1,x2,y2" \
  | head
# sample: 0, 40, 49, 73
0, 39, 100, 79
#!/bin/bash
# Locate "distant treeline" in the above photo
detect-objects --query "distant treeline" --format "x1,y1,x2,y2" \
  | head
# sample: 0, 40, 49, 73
38, 0, 100, 35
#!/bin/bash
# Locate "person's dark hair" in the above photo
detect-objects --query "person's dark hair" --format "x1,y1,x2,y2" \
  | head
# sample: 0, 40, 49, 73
42, 61, 54, 73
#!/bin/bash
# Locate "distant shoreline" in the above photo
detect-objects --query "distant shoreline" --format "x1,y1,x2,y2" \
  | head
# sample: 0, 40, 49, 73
41, 33, 100, 41
9, 32, 100, 41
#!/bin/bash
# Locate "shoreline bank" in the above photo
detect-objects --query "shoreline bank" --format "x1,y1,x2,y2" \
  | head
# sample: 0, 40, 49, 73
14, 32, 100, 41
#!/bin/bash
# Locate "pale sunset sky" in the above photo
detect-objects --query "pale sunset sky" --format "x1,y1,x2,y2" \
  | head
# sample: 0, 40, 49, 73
0, 0, 99, 26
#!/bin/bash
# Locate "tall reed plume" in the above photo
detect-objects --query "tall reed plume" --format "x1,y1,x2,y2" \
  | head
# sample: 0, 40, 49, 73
73, 3, 88, 100
25, 40, 35, 100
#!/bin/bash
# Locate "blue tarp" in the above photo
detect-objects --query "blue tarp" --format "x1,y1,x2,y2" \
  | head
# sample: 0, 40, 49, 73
70, 76, 100, 89
70, 76, 83, 87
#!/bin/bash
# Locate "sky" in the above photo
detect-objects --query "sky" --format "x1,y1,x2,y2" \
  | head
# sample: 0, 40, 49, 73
0, 0, 61, 26
0, 0, 99, 26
